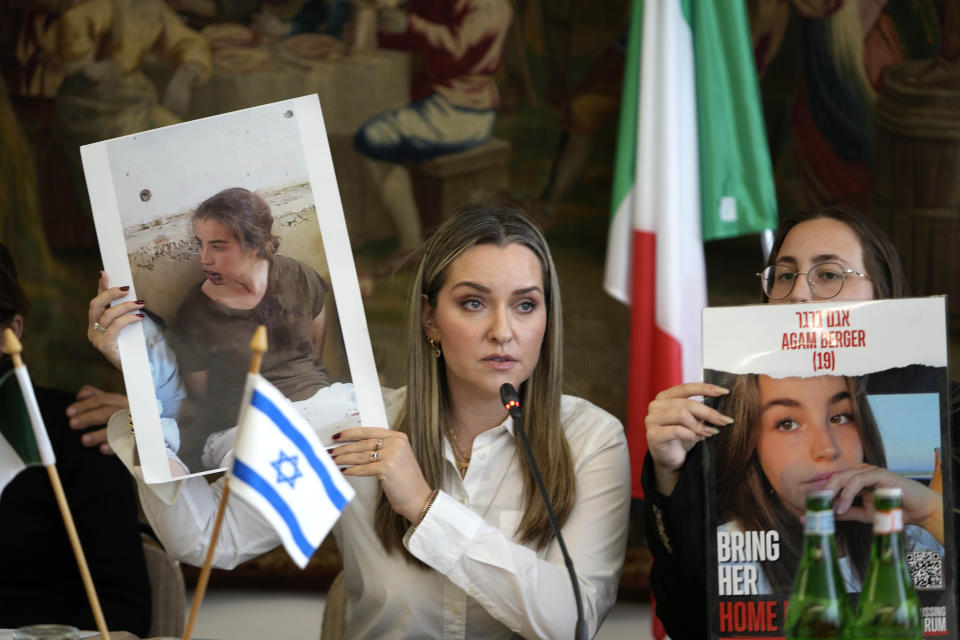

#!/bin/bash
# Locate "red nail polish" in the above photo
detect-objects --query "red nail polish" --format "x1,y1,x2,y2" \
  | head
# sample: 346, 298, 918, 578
135, 299, 145, 305
119, 286, 130, 292
135, 313, 145, 318
332, 432, 341, 440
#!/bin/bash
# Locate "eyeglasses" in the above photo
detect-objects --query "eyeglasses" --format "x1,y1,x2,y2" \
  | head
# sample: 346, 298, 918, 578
756, 263, 871, 300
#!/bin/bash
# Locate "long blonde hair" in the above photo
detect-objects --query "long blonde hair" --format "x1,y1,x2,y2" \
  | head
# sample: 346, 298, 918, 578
374, 204, 575, 556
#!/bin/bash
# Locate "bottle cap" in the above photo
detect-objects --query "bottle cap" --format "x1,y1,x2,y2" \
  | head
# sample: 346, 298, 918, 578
805, 489, 835, 511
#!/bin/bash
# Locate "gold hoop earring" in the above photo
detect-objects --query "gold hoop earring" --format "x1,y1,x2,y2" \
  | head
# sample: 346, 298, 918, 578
428, 338, 441, 359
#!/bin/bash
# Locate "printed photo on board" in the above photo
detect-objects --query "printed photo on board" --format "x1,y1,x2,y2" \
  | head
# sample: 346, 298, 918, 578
82, 96, 385, 482
700, 298, 955, 639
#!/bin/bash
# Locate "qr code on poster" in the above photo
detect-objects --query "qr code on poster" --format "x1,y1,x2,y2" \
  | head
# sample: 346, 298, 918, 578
907, 550, 943, 589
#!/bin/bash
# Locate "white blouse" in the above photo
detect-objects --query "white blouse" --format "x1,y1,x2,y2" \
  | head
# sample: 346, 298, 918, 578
110, 387, 631, 639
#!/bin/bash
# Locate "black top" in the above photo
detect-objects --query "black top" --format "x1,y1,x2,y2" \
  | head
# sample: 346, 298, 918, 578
0, 382, 152, 636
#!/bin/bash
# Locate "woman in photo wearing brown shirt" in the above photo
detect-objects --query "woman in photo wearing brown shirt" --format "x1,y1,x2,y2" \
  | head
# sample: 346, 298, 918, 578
172, 187, 351, 472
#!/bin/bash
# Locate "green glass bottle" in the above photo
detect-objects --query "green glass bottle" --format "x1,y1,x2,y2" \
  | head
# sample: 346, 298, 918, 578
785, 489, 852, 640
852, 487, 922, 639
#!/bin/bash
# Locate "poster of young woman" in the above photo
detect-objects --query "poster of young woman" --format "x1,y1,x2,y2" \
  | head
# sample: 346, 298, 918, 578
702, 297, 955, 639
80, 95, 386, 483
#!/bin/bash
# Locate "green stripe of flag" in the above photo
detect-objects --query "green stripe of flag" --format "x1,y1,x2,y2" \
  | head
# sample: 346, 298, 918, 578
609, 0, 643, 218
691, 0, 777, 241
0, 367, 41, 466
609, 0, 777, 239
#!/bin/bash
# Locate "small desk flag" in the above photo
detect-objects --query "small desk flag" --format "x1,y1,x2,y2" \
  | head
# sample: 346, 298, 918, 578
229, 373, 354, 568
0, 365, 56, 496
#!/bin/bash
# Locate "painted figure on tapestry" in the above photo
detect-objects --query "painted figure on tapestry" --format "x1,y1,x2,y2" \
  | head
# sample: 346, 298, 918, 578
353, 0, 512, 268
751, 0, 941, 206
53, 0, 212, 143
12, 0, 213, 249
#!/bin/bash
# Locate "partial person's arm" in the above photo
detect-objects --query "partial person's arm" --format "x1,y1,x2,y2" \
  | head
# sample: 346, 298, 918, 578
75, 273, 146, 454
142, 313, 187, 420
156, 3, 212, 82
87, 272, 145, 371
156, 3, 211, 117
641, 382, 731, 639
312, 307, 326, 359
66, 385, 128, 454
107, 414, 281, 569
183, 370, 208, 398
404, 0, 511, 60
303, 261, 328, 361
642, 446, 709, 639
58, 0, 113, 73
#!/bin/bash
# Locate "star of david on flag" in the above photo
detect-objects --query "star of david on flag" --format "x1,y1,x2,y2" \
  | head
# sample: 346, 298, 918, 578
271, 451, 302, 488
229, 373, 355, 568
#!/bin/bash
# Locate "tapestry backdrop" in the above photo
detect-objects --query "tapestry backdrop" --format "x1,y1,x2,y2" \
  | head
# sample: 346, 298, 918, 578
1, 0, 956, 592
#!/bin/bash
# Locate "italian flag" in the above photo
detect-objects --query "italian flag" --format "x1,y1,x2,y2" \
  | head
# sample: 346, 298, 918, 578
0, 364, 55, 496
605, 0, 777, 499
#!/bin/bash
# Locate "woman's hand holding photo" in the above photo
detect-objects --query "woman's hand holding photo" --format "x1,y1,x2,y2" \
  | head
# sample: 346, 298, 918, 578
331, 426, 433, 524
645, 382, 732, 495
87, 271, 144, 370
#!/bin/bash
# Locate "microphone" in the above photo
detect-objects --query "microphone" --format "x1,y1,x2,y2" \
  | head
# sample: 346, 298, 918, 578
499, 383, 586, 640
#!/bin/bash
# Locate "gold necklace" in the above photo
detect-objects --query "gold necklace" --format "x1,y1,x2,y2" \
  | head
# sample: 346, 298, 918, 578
447, 428, 471, 478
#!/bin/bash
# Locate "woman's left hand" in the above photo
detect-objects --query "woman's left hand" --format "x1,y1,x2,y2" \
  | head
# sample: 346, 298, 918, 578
331, 427, 433, 524
827, 463, 944, 544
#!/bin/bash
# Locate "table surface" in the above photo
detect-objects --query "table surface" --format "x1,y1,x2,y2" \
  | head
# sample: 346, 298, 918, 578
0, 632, 140, 640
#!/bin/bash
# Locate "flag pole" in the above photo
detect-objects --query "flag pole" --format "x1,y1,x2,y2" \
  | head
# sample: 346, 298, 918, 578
183, 325, 268, 640
3, 329, 111, 639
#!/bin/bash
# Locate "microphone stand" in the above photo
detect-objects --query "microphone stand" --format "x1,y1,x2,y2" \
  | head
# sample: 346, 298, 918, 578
500, 384, 587, 640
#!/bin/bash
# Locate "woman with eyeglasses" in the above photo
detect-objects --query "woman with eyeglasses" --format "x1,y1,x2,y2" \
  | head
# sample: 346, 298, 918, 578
642, 205, 957, 638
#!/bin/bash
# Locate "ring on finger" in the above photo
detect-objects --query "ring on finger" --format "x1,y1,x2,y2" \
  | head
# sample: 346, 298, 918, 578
93, 321, 107, 334
369, 451, 379, 462
374, 438, 383, 451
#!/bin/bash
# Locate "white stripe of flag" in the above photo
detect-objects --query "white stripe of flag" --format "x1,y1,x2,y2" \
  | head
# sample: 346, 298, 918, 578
603, 0, 706, 498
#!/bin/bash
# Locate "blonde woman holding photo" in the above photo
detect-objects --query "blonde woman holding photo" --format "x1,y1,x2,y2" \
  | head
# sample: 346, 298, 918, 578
95, 204, 632, 638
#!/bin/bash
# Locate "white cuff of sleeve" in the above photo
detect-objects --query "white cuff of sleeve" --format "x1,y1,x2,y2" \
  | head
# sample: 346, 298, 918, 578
403, 491, 483, 574
107, 409, 185, 505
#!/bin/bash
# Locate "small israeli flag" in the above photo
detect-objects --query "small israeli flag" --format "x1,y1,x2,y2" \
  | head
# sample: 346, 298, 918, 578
229, 373, 354, 568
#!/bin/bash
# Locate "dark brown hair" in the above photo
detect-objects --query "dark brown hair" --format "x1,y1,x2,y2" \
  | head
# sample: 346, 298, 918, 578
766, 206, 908, 300
713, 373, 884, 592
193, 188, 280, 259
0, 243, 28, 326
